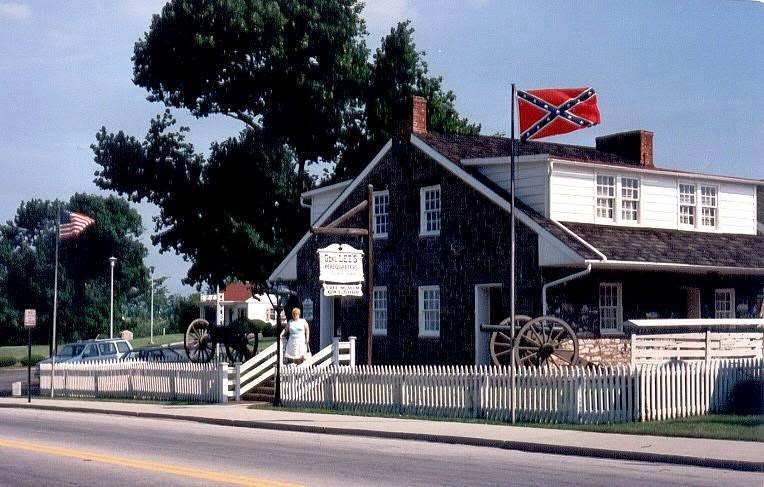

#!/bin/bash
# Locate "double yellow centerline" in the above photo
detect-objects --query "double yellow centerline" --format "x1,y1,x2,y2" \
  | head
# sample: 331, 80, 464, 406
0, 437, 301, 487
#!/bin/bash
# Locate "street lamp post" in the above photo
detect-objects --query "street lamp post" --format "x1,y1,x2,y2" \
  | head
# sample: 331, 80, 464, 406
149, 266, 155, 345
108, 256, 117, 339
265, 282, 295, 407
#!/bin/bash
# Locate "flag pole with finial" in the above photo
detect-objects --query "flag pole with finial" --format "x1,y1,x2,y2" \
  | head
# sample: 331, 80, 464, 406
509, 82, 517, 424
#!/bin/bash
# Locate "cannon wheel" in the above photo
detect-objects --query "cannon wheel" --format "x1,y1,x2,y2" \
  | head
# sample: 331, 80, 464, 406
225, 322, 259, 363
514, 316, 579, 367
185, 319, 215, 363
489, 314, 532, 366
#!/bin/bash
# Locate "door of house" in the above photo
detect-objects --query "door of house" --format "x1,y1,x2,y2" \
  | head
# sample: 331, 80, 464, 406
685, 287, 701, 318
319, 292, 334, 349
475, 284, 502, 365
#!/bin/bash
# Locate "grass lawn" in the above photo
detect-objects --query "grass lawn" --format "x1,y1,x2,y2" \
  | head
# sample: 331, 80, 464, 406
257, 405, 763, 442
131, 333, 185, 348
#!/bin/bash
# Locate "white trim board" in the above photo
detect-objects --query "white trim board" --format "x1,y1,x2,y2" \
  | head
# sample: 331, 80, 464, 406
269, 140, 393, 281
585, 259, 764, 275
301, 179, 352, 198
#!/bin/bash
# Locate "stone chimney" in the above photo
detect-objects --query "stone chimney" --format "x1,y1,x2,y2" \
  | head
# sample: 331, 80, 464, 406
595, 130, 654, 167
412, 96, 427, 135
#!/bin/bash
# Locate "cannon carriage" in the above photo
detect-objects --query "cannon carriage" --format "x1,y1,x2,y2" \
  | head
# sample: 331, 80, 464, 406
483, 315, 580, 367
184, 318, 259, 363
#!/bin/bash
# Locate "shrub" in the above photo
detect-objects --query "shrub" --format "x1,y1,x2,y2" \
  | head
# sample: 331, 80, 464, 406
0, 356, 16, 367
20, 354, 46, 367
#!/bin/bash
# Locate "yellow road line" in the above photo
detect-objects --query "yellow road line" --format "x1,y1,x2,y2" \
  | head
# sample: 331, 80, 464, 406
0, 437, 302, 487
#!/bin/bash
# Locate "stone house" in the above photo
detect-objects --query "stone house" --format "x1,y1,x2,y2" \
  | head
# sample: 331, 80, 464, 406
271, 97, 764, 365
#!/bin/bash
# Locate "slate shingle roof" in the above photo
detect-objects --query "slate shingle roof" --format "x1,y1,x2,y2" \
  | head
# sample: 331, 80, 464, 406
562, 222, 764, 268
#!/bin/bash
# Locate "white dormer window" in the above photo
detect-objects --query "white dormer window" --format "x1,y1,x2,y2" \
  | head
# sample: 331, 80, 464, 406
679, 183, 696, 226
621, 177, 640, 221
700, 185, 717, 228
420, 185, 441, 236
596, 175, 615, 220
373, 190, 390, 238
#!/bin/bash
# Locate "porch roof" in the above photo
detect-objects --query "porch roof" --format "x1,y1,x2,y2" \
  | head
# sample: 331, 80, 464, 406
562, 222, 764, 269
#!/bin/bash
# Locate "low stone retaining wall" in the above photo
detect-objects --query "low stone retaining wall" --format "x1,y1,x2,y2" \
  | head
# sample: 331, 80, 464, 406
577, 337, 631, 365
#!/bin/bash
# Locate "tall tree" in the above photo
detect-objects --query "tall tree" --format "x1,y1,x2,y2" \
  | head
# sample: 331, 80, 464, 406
0, 194, 149, 345
132, 0, 370, 182
334, 21, 481, 179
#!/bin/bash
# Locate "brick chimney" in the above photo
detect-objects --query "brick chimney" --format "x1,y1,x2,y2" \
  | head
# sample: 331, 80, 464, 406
412, 96, 427, 135
595, 130, 654, 167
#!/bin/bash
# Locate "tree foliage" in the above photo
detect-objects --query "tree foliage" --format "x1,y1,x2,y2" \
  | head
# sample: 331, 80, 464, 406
0, 194, 149, 345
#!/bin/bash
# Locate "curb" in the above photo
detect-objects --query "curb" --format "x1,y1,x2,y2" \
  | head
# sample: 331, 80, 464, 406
2, 402, 762, 472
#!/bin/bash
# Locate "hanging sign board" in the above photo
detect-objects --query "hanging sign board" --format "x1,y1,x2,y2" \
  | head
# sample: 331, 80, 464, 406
200, 293, 224, 302
317, 244, 364, 283
24, 309, 36, 328
323, 283, 363, 297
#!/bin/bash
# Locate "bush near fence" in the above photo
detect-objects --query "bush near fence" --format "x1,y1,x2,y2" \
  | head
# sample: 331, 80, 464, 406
39, 359, 226, 403
282, 359, 763, 424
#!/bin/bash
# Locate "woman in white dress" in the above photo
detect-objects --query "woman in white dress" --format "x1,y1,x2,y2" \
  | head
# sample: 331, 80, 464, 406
282, 307, 310, 364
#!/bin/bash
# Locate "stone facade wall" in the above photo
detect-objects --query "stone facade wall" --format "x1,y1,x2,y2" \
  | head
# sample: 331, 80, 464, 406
577, 337, 631, 365
296, 140, 542, 365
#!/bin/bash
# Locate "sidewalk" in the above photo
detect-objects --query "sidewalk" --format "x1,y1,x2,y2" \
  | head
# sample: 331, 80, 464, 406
1, 397, 762, 472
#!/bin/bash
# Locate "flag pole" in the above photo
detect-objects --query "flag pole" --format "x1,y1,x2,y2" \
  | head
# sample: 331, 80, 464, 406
50, 203, 60, 398
509, 83, 517, 424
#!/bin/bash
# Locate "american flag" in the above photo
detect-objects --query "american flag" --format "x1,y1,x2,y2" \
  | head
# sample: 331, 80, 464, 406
59, 211, 95, 240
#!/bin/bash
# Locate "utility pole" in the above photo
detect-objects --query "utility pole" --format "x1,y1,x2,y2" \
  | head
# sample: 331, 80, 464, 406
150, 266, 155, 345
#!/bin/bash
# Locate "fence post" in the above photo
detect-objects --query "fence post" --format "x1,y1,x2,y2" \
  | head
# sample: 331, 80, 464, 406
705, 330, 711, 363
218, 361, 229, 404
349, 336, 357, 368
234, 362, 241, 401
332, 337, 340, 366
630, 334, 636, 367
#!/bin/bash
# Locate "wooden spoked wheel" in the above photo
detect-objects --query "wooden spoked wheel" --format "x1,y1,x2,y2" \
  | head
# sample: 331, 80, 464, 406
489, 314, 532, 366
514, 316, 579, 367
184, 319, 215, 363
225, 322, 259, 363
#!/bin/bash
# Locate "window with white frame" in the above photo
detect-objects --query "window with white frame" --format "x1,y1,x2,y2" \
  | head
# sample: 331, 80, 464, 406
420, 185, 441, 236
700, 185, 717, 228
679, 183, 696, 226
714, 288, 735, 318
373, 287, 387, 335
418, 286, 440, 337
596, 175, 615, 220
621, 177, 640, 221
373, 190, 390, 238
599, 283, 623, 333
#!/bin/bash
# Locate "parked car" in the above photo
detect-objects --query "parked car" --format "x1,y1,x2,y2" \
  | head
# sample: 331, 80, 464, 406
122, 345, 186, 362
38, 338, 133, 366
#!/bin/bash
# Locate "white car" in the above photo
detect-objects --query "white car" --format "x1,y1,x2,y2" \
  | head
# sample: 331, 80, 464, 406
39, 338, 133, 365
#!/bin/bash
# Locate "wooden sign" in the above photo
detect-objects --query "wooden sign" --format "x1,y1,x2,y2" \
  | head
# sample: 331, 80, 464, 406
323, 283, 363, 297
317, 244, 364, 283
23, 309, 36, 328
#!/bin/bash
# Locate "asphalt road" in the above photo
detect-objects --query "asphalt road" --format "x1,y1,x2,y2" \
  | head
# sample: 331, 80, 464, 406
0, 408, 761, 487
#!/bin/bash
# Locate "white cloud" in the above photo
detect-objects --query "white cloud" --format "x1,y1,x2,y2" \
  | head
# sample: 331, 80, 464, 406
0, 2, 31, 22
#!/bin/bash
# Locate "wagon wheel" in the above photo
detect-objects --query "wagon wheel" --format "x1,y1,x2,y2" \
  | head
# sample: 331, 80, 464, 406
514, 316, 578, 367
184, 319, 215, 363
489, 314, 532, 366
225, 321, 260, 363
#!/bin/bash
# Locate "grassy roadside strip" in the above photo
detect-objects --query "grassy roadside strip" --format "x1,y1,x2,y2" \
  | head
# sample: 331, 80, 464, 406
252, 405, 763, 442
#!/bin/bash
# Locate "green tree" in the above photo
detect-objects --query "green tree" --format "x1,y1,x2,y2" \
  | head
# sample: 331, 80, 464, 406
132, 0, 370, 182
334, 21, 480, 179
0, 194, 149, 346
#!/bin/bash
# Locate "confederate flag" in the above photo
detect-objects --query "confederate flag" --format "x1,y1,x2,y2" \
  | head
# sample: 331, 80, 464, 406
517, 87, 601, 141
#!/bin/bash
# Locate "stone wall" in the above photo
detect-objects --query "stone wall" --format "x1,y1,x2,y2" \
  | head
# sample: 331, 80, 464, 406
577, 337, 631, 365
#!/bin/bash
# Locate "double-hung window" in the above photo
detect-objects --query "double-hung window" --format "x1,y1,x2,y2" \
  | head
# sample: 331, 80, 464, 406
700, 185, 717, 228
596, 175, 615, 220
373, 287, 388, 336
714, 288, 735, 318
373, 190, 390, 238
621, 177, 640, 222
420, 185, 441, 236
679, 183, 696, 226
599, 282, 623, 334
418, 286, 440, 337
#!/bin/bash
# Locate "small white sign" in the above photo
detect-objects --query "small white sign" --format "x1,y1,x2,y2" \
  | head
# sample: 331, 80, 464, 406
302, 299, 314, 321
200, 293, 225, 303
323, 283, 363, 297
23, 309, 36, 329
318, 244, 364, 283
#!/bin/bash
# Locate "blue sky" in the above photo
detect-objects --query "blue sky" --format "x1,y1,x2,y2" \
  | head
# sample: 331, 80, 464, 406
1, 1, 762, 293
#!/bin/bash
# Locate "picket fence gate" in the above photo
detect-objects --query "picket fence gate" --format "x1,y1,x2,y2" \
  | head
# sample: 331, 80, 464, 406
281, 358, 763, 424
39, 359, 226, 403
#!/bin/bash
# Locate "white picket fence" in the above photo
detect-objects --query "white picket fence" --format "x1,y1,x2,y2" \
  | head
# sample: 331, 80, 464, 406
39, 359, 226, 403
281, 359, 763, 423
